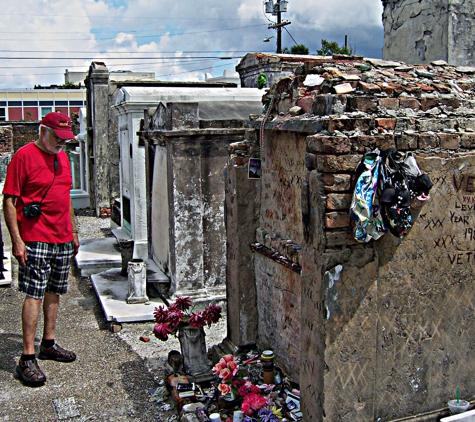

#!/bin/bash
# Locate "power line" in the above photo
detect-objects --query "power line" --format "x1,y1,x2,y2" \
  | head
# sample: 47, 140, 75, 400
0, 24, 267, 42
0, 56, 241, 60
0, 50, 253, 54
0, 58, 235, 70
2, 13, 265, 22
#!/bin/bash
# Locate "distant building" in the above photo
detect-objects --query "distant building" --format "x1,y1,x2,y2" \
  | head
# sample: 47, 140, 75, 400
205, 69, 241, 87
0, 88, 86, 122
64, 69, 88, 87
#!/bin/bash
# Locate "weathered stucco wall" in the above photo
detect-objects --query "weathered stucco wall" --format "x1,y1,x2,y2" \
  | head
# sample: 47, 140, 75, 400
382, 0, 475, 65
231, 53, 475, 420
86, 62, 120, 215
141, 98, 262, 304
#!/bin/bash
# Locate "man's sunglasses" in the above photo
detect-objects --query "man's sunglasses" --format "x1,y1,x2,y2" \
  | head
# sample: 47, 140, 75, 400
46, 127, 74, 143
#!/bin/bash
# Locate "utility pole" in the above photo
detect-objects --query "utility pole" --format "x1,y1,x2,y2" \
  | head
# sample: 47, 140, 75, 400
265, 0, 291, 54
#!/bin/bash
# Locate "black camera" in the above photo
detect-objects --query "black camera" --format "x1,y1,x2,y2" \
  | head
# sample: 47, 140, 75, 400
24, 203, 42, 218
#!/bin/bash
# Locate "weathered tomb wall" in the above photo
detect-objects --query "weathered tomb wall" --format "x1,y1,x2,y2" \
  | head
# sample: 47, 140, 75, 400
382, 0, 475, 66
232, 53, 475, 420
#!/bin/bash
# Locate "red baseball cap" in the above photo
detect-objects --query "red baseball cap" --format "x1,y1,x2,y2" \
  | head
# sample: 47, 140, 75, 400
40, 112, 75, 140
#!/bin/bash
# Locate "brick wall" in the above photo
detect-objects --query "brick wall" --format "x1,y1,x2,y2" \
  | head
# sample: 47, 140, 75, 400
230, 53, 475, 421
0, 122, 38, 151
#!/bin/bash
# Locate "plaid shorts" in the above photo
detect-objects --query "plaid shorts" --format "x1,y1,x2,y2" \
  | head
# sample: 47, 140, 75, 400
19, 241, 75, 300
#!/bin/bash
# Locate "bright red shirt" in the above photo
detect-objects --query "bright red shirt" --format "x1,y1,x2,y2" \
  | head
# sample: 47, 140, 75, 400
3, 142, 73, 243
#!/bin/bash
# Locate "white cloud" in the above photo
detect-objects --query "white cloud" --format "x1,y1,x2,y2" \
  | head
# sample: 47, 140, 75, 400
0, 0, 384, 88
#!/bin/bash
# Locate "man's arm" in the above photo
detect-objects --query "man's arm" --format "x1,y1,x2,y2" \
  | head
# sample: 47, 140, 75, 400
3, 195, 27, 266
70, 199, 80, 256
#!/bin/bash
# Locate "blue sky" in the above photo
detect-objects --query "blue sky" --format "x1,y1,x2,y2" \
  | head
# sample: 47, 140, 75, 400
0, 0, 384, 89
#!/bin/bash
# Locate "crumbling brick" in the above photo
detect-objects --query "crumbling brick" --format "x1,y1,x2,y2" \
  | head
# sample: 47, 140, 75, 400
358, 81, 381, 94
439, 133, 460, 150
317, 155, 361, 172
328, 117, 373, 133
307, 135, 351, 154
325, 211, 351, 229
296, 95, 315, 115
321, 174, 352, 192
395, 133, 417, 150
441, 97, 460, 109
379, 98, 399, 110
347, 96, 378, 113
399, 97, 421, 110
376, 118, 396, 131
420, 97, 439, 111
325, 230, 357, 247
326, 193, 353, 210
461, 133, 475, 148
417, 133, 439, 149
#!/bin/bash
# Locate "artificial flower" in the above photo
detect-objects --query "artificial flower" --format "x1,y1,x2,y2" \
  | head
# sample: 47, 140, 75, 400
219, 367, 233, 382
189, 311, 206, 328
271, 406, 282, 419
151, 296, 222, 342
167, 309, 184, 327
218, 383, 232, 395
152, 323, 172, 341
257, 408, 280, 422
174, 296, 192, 311
203, 303, 222, 326
153, 306, 168, 323
242, 393, 267, 415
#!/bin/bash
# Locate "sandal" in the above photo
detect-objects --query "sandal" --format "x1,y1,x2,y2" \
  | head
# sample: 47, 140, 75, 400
38, 343, 76, 362
16, 358, 46, 385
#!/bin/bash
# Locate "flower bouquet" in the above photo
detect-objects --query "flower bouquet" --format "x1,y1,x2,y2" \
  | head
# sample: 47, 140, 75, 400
153, 296, 222, 375
152, 296, 222, 341
212, 354, 283, 421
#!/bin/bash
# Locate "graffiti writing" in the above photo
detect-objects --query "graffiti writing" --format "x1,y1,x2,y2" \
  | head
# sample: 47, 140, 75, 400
302, 285, 313, 300
448, 251, 475, 265
455, 201, 475, 212
304, 318, 314, 332
449, 211, 469, 225
434, 235, 456, 248
265, 209, 274, 219
433, 175, 447, 186
280, 174, 304, 189
423, 218, 445, 230
302, 358, 316, 376
464, 228, 475, 241
453, 174, 475, 193
461, 195, 475, 203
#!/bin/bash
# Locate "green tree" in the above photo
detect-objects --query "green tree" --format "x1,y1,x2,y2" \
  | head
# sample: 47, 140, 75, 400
317, 39, 353, 56
282, 44, 309, 55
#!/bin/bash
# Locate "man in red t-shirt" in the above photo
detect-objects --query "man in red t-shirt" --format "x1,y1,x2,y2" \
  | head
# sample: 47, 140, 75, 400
3, 112, 80, 386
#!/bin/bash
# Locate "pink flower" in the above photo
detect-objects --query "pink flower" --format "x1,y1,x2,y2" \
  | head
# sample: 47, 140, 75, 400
227, 360, 238, 373
212, 359, 227, 375
241, 393, 267, 415
174, 296, 192, 311
152, 323, 172, 341
203, 304, 222, 326
189, 311, 206, 328
167, 309, 183, 327
152, 297, 221, 342
219, 367, 233, 382
153, 306, 168, 323
238, 380, 260, 397
222, 354, 234, 363
218, 383, 231, 395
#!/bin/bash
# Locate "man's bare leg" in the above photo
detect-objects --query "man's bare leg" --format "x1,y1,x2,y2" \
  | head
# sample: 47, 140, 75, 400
22, 296, 42, 355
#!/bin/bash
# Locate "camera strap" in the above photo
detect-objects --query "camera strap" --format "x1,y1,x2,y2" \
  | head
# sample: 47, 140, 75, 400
38, 155, 57, 205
